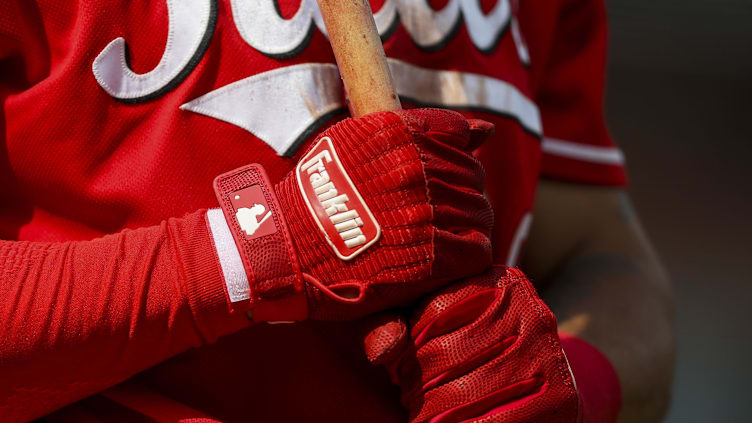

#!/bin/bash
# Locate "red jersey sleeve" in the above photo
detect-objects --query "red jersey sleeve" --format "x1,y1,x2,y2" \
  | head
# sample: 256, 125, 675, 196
0, 211, 250, 423
522, 0, 627, 186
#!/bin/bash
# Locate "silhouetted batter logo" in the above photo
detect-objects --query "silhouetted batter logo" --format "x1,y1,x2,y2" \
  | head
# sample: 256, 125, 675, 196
230, 185, 277, 240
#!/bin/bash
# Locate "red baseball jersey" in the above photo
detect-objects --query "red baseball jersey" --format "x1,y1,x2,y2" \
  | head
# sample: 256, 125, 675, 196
0, 0, 625, 421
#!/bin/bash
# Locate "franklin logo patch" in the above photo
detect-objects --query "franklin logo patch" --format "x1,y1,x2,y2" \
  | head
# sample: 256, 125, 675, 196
297, 137, 381, 260
229, 185, 277, 240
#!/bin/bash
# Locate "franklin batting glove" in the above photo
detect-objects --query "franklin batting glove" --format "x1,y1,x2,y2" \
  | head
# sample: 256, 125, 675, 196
213, 108, 494, 322
362, 266, 580, 423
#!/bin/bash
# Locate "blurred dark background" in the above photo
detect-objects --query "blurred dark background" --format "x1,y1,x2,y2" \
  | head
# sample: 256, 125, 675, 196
604, 0, 752, 421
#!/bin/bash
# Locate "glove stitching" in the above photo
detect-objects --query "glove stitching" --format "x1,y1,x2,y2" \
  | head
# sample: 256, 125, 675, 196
304, 250, 431, 279
369, 198, 428, 215
520, 276, 578, 403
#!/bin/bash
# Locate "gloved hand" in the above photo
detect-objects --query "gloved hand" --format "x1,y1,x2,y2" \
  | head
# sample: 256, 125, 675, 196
362, 266, 580, 423
213, 108, 494, 322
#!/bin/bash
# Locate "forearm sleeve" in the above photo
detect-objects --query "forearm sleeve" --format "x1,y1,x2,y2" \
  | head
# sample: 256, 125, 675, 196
0, 210, 250, 422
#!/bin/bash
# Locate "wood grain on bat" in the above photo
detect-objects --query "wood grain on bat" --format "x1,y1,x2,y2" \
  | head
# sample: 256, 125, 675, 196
317, 0, 401, 117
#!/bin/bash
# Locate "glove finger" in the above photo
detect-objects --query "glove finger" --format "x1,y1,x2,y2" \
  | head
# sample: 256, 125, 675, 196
428, 180, 494, 236
452, 386, 580, 423
411, 375, 546, 423
414, 360, 578, 423
361, 312, 410, 367
398, 281, 519, 400
423, 118, 493, 153
466, 118, 496, 152
408, 267, 506, 336
393, 108, 476, 152
409, 333, 550, 422
430, 231, 492, 291
408, 273, 576, 423
411, 268, 559, 388
418, 134, 487, 193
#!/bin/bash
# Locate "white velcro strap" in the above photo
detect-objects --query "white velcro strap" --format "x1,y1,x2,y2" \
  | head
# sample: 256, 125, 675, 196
206, 207, 250, 303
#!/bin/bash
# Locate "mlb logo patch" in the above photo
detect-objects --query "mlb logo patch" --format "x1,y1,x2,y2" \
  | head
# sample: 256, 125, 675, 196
229, 185, 277, 241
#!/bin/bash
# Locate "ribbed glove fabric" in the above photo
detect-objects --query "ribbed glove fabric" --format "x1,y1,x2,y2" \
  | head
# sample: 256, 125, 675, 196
214, 109, 495, 322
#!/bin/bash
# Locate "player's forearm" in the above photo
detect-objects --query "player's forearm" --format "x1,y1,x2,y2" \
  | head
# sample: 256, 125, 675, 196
527, 184, 674, 422
0, 210, 249, 422
544, 249, 673, 422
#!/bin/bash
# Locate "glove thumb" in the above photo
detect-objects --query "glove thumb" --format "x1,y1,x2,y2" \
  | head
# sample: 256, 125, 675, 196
360, 312, 409, 367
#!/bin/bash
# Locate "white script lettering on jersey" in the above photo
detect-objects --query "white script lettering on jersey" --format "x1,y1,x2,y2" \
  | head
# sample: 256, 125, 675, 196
181, 60, 541, 156
231, 0, 513, 55
93, 0, 526, 99
92, 0, 535, 155
92, 0, 216, 101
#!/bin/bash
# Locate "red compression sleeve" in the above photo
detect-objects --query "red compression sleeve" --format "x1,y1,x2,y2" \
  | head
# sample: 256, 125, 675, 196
0, 210, 250, 422
559, 333, 622, 423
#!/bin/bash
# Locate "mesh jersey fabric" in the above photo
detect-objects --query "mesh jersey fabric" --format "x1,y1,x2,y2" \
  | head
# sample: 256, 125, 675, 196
521, 0, 627, 185
0, 0, 625, 421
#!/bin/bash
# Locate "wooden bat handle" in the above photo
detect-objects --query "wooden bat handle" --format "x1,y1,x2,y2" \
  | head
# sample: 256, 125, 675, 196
317, 0, 401, 117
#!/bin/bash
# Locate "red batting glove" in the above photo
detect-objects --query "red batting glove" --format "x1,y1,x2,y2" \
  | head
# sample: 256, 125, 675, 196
363, 266, 580, 423
213, 108, 494, 322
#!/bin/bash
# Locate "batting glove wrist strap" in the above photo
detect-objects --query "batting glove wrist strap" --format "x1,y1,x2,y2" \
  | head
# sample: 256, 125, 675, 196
213, 164, 308, 322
